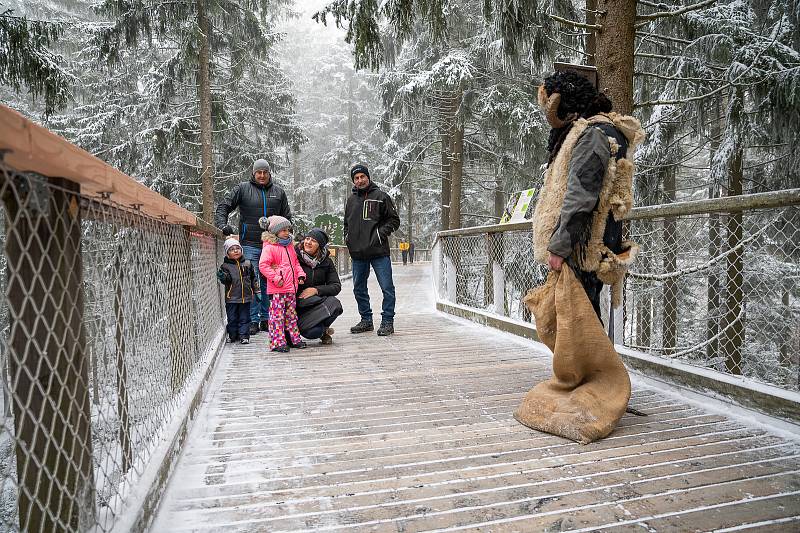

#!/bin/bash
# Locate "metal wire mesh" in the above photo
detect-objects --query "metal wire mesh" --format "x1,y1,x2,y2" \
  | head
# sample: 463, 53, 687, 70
0, 160, 225, 532
624, 206, 800, 391
433, 197, 800, 393
435, 230, 548, 322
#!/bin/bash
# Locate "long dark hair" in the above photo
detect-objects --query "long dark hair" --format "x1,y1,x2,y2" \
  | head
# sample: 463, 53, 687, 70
544, 71, 613, 163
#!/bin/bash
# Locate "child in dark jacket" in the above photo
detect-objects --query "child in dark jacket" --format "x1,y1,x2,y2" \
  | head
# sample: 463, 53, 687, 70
218, 238, 259, 344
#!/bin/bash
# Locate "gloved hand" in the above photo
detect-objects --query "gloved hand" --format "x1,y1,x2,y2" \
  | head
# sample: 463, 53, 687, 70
216, 268, 231, 284
222, 225, 236, 236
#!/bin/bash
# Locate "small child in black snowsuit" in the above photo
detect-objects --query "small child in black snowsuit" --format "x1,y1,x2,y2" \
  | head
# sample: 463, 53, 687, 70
217, 238, 259, 344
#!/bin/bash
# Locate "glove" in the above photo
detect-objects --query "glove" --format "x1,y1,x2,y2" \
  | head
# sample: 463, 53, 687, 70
222, 225, 235, 236
216, 268, 230, 284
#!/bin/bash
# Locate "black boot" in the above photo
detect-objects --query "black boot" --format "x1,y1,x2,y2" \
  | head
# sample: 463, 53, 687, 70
249, 322, 259, 336
259, 320, 269, 331
377, 322, 394, 336
350, 320, 374, 334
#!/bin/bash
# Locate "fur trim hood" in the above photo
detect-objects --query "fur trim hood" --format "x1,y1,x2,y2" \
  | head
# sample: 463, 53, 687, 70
261, 231, 278, 244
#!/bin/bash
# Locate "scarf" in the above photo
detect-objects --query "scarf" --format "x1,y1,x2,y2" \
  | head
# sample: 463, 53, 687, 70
298, 247, 323, 268
277, 237, 293, 246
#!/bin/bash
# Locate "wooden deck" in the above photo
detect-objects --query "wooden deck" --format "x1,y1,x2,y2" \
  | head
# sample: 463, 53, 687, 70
153, 263, 800, 532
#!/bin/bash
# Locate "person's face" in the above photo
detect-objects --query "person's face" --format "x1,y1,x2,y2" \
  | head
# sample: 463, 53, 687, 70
276, 228, 291, 239
227, 246, 242, 260
353, 172, 370, 190
303, 237, 320, 256
254, 169, 270, 185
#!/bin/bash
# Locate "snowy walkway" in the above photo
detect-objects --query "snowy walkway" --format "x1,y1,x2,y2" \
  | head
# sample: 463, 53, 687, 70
153, 263, 800, 532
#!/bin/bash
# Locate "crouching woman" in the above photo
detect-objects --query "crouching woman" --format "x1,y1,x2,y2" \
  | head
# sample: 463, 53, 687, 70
296, 228, 344, 345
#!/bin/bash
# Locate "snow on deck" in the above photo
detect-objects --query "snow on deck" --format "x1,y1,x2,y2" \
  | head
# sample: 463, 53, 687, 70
152, 263, 800, 532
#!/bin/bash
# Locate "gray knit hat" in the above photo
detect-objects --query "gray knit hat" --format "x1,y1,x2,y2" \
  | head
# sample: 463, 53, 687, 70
252, 159, 271, 176
267, 215, 292, 234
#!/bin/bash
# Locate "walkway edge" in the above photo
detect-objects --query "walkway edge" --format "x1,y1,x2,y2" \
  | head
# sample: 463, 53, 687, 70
113, 331, 227, 533
436, 299, 800, 429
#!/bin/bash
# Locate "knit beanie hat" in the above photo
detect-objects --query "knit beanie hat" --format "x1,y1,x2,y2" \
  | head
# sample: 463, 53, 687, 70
223, 238, 241, 255
350, 164, 370, 181
306, 227, 329, 248
267, 215, 292, 234
252, 159, 271, 176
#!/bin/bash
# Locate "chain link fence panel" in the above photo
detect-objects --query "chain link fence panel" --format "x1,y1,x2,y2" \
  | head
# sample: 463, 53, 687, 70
0, 160, 225, 532
433, 195, 800, 393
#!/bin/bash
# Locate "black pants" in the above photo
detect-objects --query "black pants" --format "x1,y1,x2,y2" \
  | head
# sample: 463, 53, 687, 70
575, 269, 604, 321
226, 302, 251, 339
301, 314, 337, 339
401, 251, 408, 265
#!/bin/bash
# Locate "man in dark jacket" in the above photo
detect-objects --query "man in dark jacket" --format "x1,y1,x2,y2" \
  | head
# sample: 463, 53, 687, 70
215, 159, 291, 335
345, 164, 401, 336
296, 228, 343, 345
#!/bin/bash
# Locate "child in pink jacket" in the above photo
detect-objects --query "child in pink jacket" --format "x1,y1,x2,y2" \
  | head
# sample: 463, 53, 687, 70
259, 216, 307, 352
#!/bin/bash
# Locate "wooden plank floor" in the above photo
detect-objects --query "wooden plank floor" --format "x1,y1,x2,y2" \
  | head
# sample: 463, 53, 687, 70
153, 263, 800, 532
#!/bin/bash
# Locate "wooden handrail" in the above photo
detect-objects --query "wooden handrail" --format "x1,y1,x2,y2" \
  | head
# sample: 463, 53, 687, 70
0, 105, 197, 226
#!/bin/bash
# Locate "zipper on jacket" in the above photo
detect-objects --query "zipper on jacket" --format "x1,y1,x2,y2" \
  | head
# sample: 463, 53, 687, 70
284, 246, 297, 291
261, 189, 267, 218
237, 259, 245, 303
376, 228, 382, 245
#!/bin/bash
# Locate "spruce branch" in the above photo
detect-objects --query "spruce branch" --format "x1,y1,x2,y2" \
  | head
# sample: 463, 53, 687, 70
547, 14, 601, 31
635, 0, 717, 28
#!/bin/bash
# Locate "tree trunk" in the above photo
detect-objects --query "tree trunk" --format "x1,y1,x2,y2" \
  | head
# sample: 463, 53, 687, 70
197, 0, 215, 222
439, 98, 452, 230
662, 165, 678, 355
585, 0, 598, 65
706, 100, 723, 360
406, 181, 413, 243
722, 142, 744, 374
494, 174, 505, 220
348, 74, 354, 143
448, 90, 464, 230
292, 148, 301, 211
595, 0, 636, 114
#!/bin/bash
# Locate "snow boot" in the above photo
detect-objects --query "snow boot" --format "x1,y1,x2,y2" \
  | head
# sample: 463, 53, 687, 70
350, 320, 374, 334
272, 345, 290, 353
377, 322, 394, 336
249, 322, 259, 336
289, 339, 307, 349
320, 328, 334, 345
240, 337, 250, 345
259, 320, 269, 332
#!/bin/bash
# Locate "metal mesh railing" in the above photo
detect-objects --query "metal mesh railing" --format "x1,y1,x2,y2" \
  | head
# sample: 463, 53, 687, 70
0, 160, 225, 531
624, 198, 800, 391
433, 191, 800, 393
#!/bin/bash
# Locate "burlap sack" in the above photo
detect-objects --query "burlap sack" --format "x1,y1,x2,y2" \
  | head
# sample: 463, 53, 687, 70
514, 265, 631, 444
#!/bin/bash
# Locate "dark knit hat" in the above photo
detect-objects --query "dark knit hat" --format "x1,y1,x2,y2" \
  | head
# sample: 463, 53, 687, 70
306, 228, 329, 248
350, 164, 370, 181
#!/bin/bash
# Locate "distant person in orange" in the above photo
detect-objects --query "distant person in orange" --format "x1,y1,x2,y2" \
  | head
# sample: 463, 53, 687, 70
399, 241, 409, 265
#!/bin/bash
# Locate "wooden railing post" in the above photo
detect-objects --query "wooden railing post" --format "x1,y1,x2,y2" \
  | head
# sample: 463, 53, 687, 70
4, 176, 96, 531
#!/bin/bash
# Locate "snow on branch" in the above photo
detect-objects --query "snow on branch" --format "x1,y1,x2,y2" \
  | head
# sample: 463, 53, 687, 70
635, 0, 717, 28
547, 14, 601, 31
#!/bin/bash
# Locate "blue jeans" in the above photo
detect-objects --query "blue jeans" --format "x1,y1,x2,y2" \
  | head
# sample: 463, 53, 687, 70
352, 256, 395, 323
242, 244, 269, 322
225, 302, 251, 339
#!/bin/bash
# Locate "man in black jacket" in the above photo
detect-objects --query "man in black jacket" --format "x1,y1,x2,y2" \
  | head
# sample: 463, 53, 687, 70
345, 164, 401, 336
215, 159, 292, 335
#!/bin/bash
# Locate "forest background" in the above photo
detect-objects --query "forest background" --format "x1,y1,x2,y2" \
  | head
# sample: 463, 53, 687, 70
2, 0, 799, 247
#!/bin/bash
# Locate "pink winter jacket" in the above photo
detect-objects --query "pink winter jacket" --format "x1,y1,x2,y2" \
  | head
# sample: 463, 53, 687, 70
259, 232, 306, 295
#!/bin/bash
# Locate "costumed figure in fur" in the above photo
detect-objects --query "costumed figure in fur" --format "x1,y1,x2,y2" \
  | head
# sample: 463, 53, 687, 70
514, 70, 645, 444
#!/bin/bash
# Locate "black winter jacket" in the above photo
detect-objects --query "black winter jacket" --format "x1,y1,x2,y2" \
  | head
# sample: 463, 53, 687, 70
218, 257, 259, 304
214, 179, 291, 245
344, 182, 401, 260
295, 245, 342, 298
